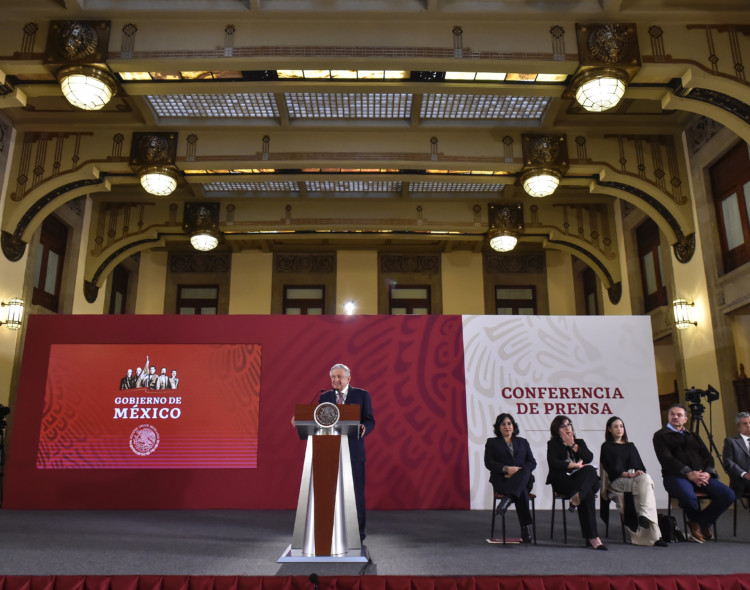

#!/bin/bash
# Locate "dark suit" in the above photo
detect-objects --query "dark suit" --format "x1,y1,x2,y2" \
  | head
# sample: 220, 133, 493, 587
484, 436, 536, 525
546, 437, 600, 539
319, 386, 375, 540
723, 434, 750, 498
652, 426, 734, 527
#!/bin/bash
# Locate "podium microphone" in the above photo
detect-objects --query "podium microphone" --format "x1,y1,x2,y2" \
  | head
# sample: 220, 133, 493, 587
309, 573, 319, 590
309, 389, 326, 404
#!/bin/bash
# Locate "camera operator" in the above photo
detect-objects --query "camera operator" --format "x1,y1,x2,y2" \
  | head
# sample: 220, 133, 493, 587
653, 403, 735, 543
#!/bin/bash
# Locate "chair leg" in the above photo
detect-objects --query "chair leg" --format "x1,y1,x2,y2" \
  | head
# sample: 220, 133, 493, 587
532, 496, 537, 545
490, 495, 497, 539
734, 498, 738, 537
620, 515, 626, 543
501, 510, 506, 545
550, 495, 556, 539
562, 496, 568, 544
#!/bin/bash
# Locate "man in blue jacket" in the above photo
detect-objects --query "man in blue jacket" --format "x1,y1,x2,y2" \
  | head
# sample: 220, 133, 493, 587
319, 363, 375, 542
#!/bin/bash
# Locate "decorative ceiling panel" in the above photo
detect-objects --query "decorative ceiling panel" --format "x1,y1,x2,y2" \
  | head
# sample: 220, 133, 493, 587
420, 94, 551, 120
285, 93, 412, 119
410, 182, 506, 192
147, 93, 280, 118
202, 181, 298, 191
304, 180, 402, 191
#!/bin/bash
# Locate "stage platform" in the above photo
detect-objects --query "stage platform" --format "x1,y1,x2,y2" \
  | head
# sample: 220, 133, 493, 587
0, 509, 749, 578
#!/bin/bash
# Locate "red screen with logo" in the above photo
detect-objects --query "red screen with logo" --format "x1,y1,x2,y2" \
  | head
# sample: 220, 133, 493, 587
37, 344, 261, 469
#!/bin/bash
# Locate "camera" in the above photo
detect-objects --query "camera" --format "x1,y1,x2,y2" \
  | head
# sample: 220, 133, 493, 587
685, 385, 720, 404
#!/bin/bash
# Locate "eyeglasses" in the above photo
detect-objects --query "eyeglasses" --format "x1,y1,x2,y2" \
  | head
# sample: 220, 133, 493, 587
560, 422, 573, 428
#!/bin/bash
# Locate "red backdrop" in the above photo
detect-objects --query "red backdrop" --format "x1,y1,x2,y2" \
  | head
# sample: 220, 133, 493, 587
4, 314, 469, 510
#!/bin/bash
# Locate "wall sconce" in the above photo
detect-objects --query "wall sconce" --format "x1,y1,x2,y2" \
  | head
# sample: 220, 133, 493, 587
343, 300, 357, 315
130, 132, 180, 196
520, 135, 568, 198
1, 298, 25, 331
673, 298, 697, 330
45, 20, 117, 111
569, 23, 640, 113
183, 202, 221, 252
488, 203, 524, 252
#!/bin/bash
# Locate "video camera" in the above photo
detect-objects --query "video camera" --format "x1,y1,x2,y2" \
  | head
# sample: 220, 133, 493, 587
684, 385, 720, 404
0, 404, 9, 428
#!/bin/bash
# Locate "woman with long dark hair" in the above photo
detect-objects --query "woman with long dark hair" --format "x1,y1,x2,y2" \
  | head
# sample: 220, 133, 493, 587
546, 415, 606, 550
484, 413, 536, 543
601, 415, 666, 546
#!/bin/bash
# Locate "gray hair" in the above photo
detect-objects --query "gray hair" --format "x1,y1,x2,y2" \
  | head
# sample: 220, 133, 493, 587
736, 412, 750, 425
330, 363, 351, 377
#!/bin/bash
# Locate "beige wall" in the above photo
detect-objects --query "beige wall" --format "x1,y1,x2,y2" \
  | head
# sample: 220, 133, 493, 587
72, 197, 105, 314
135, 250, 168, 314
337, 250, 378, 315
442, 251, 483, 315
229, 251, 273, 314
546, 250, 576, 315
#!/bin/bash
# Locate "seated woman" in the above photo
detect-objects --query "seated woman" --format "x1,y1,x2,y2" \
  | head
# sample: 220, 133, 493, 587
484, 413, 536, 543
600, 416, 667, 547
546, 415, 607, 550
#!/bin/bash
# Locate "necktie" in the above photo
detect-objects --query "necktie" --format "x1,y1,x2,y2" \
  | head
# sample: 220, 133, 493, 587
336, 391, 343, 405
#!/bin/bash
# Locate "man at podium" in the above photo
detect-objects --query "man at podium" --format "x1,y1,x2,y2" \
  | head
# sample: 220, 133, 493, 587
318, 363, 375, 542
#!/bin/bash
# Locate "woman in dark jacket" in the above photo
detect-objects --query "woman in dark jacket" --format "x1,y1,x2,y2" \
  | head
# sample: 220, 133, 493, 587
484, 413, 536, 543
546, 415, 606, 550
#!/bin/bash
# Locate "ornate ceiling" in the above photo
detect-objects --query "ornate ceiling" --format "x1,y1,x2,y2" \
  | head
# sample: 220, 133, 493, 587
0, 0, 749, 302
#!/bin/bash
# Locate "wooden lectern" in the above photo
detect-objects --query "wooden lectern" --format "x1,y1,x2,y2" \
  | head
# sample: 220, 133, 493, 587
278, 402, 367, 562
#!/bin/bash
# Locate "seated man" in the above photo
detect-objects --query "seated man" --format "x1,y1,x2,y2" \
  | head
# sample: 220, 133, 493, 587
652, 403, 735, 543
723, 411, 750, 508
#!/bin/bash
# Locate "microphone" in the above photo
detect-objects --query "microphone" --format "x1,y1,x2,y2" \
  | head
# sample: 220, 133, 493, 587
309, 388, 327, 405
309, 574, 319, 590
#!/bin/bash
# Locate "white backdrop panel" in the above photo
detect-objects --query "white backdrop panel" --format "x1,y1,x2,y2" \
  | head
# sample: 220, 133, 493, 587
463, 315, 665, 510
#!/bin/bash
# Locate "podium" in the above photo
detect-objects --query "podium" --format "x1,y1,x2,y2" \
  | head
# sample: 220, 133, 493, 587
278, 402, 368, 562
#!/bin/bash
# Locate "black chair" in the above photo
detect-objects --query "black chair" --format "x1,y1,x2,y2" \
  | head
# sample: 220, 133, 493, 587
733, 491, 750, 537
550, 490, 599, 544
601, 494, 627, 543
490, 492, 537, 545
667, 492, 717, 541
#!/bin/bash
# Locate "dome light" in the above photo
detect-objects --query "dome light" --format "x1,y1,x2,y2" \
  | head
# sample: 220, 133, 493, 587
139, 165, 179, 196
58, 65, 117, 111
573, 68, 628, 113
489, 230, 518, 252
190, 231, 219, 252
521, 168, 561, 198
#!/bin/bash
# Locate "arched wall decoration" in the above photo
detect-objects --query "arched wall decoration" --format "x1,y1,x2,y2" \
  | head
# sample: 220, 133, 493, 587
1, 176, 107, 261
670, 82, 750, 125
85, 236, 168, 302
593, 178, 695, 263
546, 237, 622, 304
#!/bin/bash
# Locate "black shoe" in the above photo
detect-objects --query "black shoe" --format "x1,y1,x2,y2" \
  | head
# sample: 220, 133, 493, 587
653, 538, 668, 547
495, 496, 512, 515
638, 516, 651, 530
521, 524, 533, 544
585, 539, 608, 551
568, 493, 580, 512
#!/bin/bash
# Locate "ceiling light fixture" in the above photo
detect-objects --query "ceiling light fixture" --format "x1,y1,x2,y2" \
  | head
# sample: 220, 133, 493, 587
520, 134, 568, 198
58, 64, 117, 111
571, 23, 640, 114
572, 67, 628, 113
489, 229, 518, 253
139, 165, 180, 196
1, 298, 25, 331
189, 231, 220, 252
130, 132, 180, 196
184, 202, 221, 252
521, 168, 562, 198
488, 203, 524, 253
